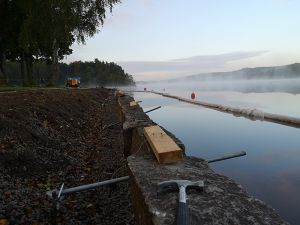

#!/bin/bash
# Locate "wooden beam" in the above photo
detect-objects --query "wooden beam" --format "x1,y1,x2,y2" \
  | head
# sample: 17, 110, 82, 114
114, 90, 124, 97
144, 125, 183, 163
129, 101, 138, 107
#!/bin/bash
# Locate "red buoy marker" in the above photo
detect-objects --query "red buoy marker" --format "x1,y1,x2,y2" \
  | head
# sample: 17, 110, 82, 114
191, 91, 196, 100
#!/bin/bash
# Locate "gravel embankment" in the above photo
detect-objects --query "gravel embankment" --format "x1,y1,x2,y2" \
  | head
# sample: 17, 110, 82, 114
0, 88, 135, 225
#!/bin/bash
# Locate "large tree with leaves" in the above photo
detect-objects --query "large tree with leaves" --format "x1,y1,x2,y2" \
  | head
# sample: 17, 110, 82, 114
0, 0, 121, 86
0, 0, 27, 85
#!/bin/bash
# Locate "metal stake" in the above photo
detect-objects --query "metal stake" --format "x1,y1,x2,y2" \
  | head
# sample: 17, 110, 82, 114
145, 106, 162, 113
54, 176, 130, 198
207, 151, 246, 163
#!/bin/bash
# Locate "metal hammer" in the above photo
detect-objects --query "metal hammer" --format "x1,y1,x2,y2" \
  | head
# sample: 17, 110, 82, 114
158, 180, 204, 225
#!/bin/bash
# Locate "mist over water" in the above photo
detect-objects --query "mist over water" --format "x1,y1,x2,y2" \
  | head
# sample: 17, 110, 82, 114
138, 77, 300, 94
130, 78, 300, 117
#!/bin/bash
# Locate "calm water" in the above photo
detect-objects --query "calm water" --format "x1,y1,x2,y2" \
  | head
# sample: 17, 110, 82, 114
126, 80, 300, 224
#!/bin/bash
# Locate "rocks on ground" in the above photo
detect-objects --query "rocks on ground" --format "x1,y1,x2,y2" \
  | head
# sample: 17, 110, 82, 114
0, 88, 135, 225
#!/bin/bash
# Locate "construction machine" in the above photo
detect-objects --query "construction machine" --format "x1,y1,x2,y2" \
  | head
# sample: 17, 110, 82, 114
66, 77, 80, 88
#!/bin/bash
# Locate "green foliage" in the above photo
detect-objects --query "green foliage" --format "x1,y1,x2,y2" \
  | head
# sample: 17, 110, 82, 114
5, 59, 135, 87
0, 0, 121, 85
1, 0, 121, 58
64, 59, 135, 86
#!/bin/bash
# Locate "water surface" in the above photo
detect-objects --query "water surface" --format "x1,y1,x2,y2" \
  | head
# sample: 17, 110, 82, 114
129, 84, 300, 224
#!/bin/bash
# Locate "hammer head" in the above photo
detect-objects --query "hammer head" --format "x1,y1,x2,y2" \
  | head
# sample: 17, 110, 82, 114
157, 180, 204, 194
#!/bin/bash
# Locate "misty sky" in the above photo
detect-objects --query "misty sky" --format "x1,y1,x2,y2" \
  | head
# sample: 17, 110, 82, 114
64, 0, 300, 81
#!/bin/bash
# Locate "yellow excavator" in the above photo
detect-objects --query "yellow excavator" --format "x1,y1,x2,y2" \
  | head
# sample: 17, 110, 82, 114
66, 77, 80, 88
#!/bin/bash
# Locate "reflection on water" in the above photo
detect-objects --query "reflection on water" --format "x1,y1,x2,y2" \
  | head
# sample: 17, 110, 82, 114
131, 89, 300, 224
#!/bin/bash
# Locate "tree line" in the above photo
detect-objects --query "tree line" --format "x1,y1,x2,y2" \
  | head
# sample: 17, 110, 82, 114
5, 59, 134, 86
0, 0, 135, 86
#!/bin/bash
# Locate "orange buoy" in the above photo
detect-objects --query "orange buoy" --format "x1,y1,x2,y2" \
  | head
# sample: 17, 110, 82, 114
191, 91, 196, 100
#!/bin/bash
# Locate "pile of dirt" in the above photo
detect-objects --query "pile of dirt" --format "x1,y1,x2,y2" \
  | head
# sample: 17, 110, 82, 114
0, 88, 135, 225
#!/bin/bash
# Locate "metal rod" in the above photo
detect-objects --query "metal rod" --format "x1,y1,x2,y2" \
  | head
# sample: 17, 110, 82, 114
61, 176, 130, 196
58, 183, 64, 199
145, 106, 162, 113
207, 151, 246, 163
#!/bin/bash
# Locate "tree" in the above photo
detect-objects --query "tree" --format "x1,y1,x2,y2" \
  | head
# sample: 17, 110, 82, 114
0, 0, 26, 85
36, 0, 121, 85
2, 59, 135, 86
0, 0, 121, 86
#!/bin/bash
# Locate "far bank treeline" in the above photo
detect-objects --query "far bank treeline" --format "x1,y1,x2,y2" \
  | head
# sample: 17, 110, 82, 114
5, 59, 135, 86
0, 0, 135, 87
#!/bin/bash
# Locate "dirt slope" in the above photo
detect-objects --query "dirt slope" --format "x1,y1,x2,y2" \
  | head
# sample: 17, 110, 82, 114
0, 88, 134, 225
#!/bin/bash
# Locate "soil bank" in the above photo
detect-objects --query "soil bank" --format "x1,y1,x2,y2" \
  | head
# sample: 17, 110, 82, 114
0, 88, 134, 225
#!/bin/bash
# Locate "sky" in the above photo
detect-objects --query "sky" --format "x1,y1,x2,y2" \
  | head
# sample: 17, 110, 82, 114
64, 0, 300, 81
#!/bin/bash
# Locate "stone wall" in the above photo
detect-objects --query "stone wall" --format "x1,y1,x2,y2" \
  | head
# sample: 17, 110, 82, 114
117, 94, 289, 225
